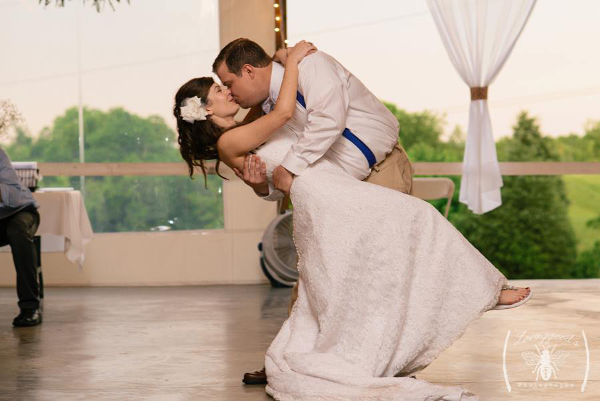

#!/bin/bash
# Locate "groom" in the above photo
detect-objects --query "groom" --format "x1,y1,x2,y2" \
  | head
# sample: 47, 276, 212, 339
213, 38, 414, 384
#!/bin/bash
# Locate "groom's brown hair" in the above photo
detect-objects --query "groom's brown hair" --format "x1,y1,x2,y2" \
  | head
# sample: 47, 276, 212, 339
212, 38, 272, 77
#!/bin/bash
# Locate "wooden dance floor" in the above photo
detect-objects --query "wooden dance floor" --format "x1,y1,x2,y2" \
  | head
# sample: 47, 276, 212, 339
0, 279, 598, 400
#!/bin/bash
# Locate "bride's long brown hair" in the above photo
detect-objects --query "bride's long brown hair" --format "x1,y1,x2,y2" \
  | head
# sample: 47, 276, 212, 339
173, 77, 229, 187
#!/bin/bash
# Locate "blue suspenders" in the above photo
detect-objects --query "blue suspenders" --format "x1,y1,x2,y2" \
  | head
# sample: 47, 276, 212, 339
296, 92, 377, 168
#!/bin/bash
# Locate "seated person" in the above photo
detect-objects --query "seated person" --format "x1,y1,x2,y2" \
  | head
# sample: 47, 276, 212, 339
0, 148, 42, 327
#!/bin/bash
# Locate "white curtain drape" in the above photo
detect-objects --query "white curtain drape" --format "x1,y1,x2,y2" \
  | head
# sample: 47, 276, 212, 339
427, 0, 537, 214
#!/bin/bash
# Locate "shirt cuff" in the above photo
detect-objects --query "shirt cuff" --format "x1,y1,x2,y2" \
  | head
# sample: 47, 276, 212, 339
281, 150, 309, 176
260, 180, 285, 202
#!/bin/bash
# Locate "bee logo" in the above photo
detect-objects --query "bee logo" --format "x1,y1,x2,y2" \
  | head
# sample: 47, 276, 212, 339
522, 342, 570, 381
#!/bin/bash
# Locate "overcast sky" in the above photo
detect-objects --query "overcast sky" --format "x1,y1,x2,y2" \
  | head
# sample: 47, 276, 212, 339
1, 0, 599, 144
288, 0, 600, 140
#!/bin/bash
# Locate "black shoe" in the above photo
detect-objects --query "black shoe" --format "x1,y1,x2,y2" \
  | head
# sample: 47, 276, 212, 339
243, 366, 267, 384
12, 308, 42, 327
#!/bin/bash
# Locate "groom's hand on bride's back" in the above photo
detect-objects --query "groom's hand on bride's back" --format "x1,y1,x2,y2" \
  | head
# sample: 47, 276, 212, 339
233, 154, 269, 196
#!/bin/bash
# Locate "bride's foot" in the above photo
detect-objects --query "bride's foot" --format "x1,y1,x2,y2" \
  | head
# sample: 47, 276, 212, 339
496, 287, 531, 306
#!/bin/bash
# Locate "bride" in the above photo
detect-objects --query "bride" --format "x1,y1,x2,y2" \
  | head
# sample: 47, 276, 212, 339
173, 41, 532, 400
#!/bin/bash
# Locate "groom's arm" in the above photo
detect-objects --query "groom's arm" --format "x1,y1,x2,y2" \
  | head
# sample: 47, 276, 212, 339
280, 53, 349, 176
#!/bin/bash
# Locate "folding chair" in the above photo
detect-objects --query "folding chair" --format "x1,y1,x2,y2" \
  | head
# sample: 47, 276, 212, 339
411, 177, 455, 218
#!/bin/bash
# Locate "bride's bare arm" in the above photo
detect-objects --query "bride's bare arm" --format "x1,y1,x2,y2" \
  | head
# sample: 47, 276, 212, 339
238, 47, 294, 126
217, 41, 316, 170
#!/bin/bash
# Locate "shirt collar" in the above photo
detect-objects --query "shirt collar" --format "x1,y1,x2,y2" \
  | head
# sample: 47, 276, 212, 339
261, 62, 285, 114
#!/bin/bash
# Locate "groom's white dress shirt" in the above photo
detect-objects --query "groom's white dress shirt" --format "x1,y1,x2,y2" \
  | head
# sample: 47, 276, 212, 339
260, 51, 400, 201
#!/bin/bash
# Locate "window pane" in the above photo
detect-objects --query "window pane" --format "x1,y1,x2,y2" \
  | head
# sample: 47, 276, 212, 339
78, 0, 219, 161
1, 0, 224, 232
38, 174, 224, 233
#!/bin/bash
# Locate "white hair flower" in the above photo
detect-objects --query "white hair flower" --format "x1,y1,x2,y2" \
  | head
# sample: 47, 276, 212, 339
180, 96, 208, 123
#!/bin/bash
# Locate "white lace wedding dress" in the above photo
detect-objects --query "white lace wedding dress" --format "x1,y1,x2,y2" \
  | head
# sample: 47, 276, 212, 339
255, 125, 509, 401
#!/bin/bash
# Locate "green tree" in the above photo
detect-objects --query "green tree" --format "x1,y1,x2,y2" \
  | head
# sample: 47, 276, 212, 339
575, 241, 600, 278
551, 120, 600, 162
6, 107, 223, 232
384, 102, 444, 153
13, 107, 180, 163
585, 120, 600, 160
450, 111, 579, 278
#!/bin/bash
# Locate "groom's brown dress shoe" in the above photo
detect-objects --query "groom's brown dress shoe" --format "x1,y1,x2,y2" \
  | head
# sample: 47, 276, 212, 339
241, 366, 413, 384
243, 366, 267, 384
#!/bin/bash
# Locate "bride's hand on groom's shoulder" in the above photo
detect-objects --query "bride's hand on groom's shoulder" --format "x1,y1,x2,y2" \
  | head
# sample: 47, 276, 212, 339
274, 40, 317, 66
273, 48, 288, 65
287, 40, 317, 64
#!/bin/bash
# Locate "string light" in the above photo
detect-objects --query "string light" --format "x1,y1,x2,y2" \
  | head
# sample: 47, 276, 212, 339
274, 1, 286, 49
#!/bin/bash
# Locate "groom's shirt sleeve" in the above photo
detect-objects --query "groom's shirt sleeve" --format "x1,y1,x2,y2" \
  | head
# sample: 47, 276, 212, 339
280, 53, 349, 176
259, 180, 285, 202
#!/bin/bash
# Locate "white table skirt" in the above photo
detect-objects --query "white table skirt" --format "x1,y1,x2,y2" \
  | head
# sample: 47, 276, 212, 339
31, 190, 94, 268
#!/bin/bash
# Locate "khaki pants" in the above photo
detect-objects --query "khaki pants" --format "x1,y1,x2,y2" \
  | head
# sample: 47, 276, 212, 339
364, 144, 414, 195
287, 143, 414, 316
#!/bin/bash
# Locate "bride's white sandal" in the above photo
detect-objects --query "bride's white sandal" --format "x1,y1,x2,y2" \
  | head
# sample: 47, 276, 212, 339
491, 284, 533, 310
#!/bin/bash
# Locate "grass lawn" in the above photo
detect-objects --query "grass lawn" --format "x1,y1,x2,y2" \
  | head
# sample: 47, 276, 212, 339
563, 175, 600, 252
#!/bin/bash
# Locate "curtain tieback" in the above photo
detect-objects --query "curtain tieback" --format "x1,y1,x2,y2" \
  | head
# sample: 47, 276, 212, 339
470, 86, 488, 100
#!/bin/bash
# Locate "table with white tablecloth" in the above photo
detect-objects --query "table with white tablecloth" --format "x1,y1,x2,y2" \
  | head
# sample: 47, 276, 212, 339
31, 190, 94, 268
